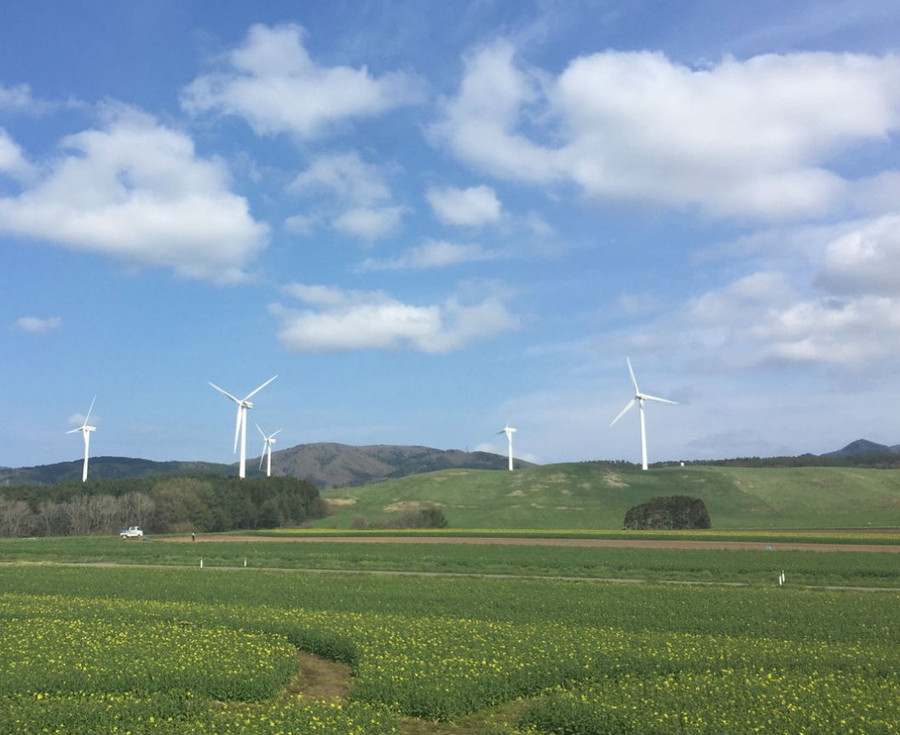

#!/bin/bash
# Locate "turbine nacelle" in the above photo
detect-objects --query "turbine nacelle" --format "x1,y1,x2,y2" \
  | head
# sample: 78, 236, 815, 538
609, 358, 677, 470
210, 376, 278, 479
67, 396, 97, 483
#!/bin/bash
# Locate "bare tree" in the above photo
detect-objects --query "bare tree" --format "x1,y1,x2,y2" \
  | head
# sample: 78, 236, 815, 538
0, 497, 34, 537
36, 500, 68, 537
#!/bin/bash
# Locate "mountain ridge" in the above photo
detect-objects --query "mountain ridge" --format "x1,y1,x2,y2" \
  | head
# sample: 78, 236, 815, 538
0, 438, 895, 488
0, 443, 531, 488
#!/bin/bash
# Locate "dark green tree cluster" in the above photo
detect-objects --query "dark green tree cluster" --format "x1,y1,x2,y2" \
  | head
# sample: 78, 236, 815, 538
623, 495, 711, 530
0, 474, 325, 537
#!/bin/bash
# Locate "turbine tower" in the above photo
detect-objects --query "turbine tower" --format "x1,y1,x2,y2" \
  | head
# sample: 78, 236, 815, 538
209, 376, 277, 479
67, 396, 96, 483
497, 423, 517, 471
609, 358, 677, 471
256, 424, 282, 478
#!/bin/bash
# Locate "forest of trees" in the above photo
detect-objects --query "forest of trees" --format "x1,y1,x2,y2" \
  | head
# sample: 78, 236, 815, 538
0, 474, 326, 537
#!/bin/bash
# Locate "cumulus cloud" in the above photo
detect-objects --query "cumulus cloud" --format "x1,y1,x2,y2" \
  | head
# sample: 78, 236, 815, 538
426, 184, 502, 226
677, 248, 900, 370
433, 42, 900, 221
816, 214, 900, 296
0, 107, 268, 283
357, 240, 489, 271
289, 151, 407, 240
0, 129, 35, 181
13, 316, 62, 334
290, 151, 390, 204
271, 282, 519, 353
182, 23, 422, 138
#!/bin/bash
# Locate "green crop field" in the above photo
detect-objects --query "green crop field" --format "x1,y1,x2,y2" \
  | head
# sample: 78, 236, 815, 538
315, 463, 900, 530
1, 536, 899, 734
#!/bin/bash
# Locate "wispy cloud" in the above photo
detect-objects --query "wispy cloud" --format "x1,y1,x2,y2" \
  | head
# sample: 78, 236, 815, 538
288, 151, 408, 241
13, 316, 62, 334
357, 239, 491, 271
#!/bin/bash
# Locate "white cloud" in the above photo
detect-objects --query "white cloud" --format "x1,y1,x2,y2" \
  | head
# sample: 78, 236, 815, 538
0, 82, 50, 113
748, 295, 900, 366
182, 23, 423, 139
0, 129, 35, 181
284, 213, 316, 236
433, 43, 900, 221
426, 184, 502, 226
816, 214, 900, 296
290, 151, 391, 205
13, 316, 62, 334
0, 107, 268, 283
272, 282, 519, 353
332, 205, 407, 240
289, 151, 407, 240
358, 240, 488, 271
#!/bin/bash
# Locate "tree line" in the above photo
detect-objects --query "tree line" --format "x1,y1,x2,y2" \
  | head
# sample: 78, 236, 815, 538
0, 474, 326, 537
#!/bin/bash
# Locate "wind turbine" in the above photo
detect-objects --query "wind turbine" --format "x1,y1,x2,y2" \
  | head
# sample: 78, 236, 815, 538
67, 396, 96, 483
609, 358, 677, 471
256, 424, 282, 478
497, 422, 517, 471
208, 376, 277, 479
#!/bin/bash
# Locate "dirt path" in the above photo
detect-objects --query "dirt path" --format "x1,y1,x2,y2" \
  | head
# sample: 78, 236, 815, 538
168, 534, 900, 553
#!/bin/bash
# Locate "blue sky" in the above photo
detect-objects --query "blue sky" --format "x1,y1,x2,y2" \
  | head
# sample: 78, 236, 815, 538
4, 0, 900, 469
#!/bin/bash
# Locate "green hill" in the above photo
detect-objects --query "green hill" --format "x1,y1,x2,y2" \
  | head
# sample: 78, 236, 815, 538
315, 463, 900, 530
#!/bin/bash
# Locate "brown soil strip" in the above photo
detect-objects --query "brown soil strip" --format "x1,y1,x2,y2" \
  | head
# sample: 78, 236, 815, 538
167, 534, 900, 552
283, 652, 352, 700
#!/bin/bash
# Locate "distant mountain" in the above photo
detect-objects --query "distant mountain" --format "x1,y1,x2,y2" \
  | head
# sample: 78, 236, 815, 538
271, 443, 533, 487
821, 439, 900, 459
0, 444, 531, 488
0, 456, 233, 486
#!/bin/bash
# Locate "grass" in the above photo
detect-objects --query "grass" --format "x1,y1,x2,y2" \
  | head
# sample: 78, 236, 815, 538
2, 533, 899, 587
314, 463, 900, 529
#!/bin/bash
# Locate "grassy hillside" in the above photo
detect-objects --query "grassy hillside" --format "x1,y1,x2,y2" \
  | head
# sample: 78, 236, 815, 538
315, 463, 900, 530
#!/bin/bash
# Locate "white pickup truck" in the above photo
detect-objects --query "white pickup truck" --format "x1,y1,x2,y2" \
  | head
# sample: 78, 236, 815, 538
120, 526, 143, 539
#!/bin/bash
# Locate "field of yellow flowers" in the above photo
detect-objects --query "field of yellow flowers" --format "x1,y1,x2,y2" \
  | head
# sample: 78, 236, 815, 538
0, 560, 897, 734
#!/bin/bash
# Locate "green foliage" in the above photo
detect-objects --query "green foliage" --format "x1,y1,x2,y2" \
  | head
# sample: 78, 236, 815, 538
623, 495, 711, 530
0, 565, 899, 731
314, 463, 900, 529
379, 505, 449, 529
0, 474, 325, 537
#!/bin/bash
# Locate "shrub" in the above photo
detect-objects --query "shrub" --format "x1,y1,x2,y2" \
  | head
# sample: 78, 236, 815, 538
623, 495, 710, 530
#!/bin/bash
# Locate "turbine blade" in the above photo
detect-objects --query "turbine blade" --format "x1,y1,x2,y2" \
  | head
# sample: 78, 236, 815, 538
256, 422, 266, 439
209, 382, 241, 403
642, 394, 678, 405
84, 395, 96, 425
243, 374, 278, 402
610, 398, 636, 426
626, 357, 640, 394
259, 444, 266, 470
271, 429, 283, 438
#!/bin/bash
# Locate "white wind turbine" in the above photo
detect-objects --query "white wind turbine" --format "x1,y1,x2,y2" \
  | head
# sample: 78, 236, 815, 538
208, 376, 278, 479
609, 358, 677, 471
67, 396, 96, 483
497, 422, 517, 471
256, 424, 283, 478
